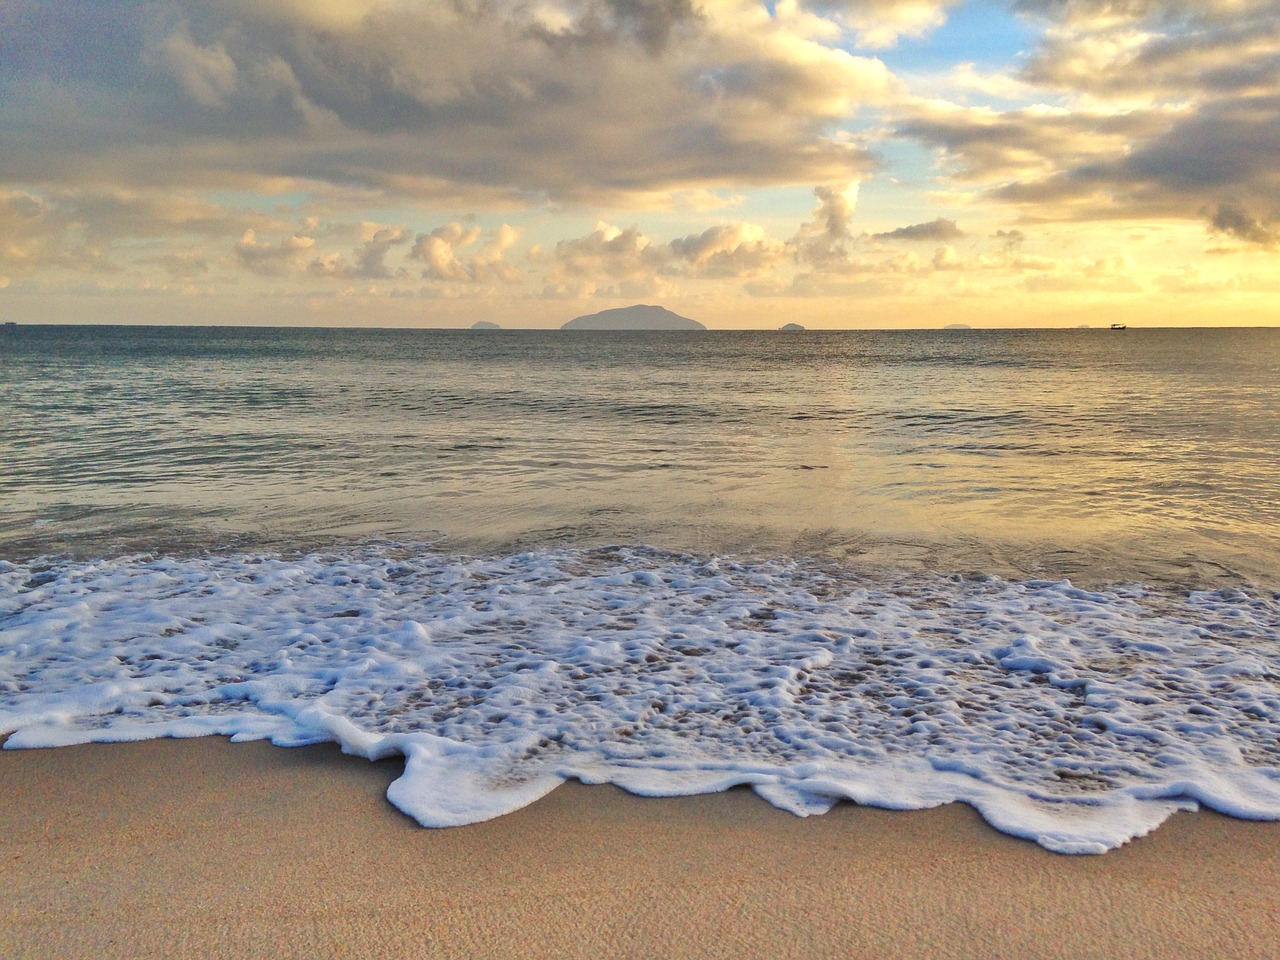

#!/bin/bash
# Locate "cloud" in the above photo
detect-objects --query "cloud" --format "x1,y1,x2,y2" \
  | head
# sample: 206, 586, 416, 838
308, 224, 414, 280
669, 222, 789, 277
138, 253, 210, 279
932, 244, 961, 268
873, 217, 964, 241
942, 62, 1037, 100
3, 0, 1270, 318
1209, 202, 1280, 249
897, 1, 1280, 238
0, 0, 895, 205
1, 188, 251, 274
156, 23, 239, 109
525, 0, 704, 55
544, 214, 796, 294
358, 225, 413, 279
1155, 262, 1280, 295
772, 195, 934, 294
793, 183, 861, 267
898, 100, 1172, 188
409, 223, 522, 283
1021, 251, 1141, 293
994, 228, 1026, 251
0, 191, 101, 273
804, 0, 961, 48
1010, 254, 1057, 271
968, 94, 1280, 230
236, 229, 315, 276
1016, 0, 1280, 98
471, 224, 523, 284
545, 221, 672, 296
412, 224, 483, 282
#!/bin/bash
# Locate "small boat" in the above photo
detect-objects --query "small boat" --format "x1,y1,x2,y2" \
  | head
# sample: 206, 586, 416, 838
1110, 323, 1127, 330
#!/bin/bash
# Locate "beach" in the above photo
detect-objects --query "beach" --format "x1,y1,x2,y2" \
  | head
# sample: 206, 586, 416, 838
3, 736, 1277, 960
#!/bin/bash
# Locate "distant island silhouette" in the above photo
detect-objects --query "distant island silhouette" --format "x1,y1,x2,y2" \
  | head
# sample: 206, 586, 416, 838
561, 304, 705, 331
470, 320, 502, 330
943, 323, 973, 330
779, 322, 805, 332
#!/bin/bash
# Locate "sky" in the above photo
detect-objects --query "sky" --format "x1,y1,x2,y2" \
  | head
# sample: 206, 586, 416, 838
2, 0, 1278, 329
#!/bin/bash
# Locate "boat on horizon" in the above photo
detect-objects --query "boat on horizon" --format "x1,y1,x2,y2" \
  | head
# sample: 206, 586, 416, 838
1110, 323, 1127, 330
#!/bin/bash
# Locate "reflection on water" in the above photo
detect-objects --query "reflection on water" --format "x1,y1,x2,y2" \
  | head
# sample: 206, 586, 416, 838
2, 325, 1278, 586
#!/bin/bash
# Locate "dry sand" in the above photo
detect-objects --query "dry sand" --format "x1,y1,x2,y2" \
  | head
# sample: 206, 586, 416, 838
2, 737, 1277, 960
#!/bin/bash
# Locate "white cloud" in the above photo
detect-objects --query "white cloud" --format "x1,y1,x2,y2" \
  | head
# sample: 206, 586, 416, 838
794, 182, 861, 267
410, 223, 523, 283
546, 221, 671, 296
471, 224, 523, 283
236, 229, 315, 275
932, 244, 961, 268
669, 222, 789, 277
805, 0, 961, 49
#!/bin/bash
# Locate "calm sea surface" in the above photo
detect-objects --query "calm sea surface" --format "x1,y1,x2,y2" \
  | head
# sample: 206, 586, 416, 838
2, 325, 1277, 586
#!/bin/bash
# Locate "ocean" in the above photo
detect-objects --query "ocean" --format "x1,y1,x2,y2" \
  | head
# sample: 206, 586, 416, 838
2, 324, 1278, 852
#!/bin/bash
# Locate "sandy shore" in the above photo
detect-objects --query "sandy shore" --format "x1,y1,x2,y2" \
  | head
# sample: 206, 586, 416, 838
2, 737, 1277, 959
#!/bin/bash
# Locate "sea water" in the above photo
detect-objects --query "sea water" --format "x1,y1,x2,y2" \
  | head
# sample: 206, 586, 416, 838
2, 325, 1278, 852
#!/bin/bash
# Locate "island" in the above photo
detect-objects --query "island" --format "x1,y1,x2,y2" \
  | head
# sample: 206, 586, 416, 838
561, 304, 705, 331
469, 320, 502, 330
779, 322, 805, 332
943, 323, 973, 330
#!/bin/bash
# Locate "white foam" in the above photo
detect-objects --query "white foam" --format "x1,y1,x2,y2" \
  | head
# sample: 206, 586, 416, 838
2, 547, 1278, 853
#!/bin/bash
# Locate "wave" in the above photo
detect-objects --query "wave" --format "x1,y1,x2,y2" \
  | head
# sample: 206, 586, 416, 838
2, 544, 1278, 854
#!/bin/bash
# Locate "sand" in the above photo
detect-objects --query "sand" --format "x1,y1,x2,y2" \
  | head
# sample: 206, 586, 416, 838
2, 737, 1278, 960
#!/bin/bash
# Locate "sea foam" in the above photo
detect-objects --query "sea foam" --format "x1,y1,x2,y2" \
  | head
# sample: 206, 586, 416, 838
2, 546, 1278, 853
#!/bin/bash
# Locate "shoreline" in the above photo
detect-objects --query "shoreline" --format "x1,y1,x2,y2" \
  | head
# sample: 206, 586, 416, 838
3, 737, 1278, 959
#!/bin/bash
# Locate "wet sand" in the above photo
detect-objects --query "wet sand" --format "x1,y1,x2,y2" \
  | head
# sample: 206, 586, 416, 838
2, 736, 1278, 959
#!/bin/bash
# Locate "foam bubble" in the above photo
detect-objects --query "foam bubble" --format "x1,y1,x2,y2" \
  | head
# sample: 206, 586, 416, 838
2, 546, 1278, 852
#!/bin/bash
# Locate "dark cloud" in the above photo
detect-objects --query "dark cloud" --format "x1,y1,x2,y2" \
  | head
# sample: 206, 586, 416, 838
971, 94, 1280, 232
351, 226, 412, 280
873, 217, 964, 241
993, 228, 1025, 251
527, 0, 703, 55
1210, 203, 1280, 249
1121, 96, 1280, 194
898, 106, 1169, 185
0, 0, 886, 204
894, 0, 1280, 241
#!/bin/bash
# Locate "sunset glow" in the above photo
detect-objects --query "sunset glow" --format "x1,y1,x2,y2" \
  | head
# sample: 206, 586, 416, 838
2, 0, 1278, 327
